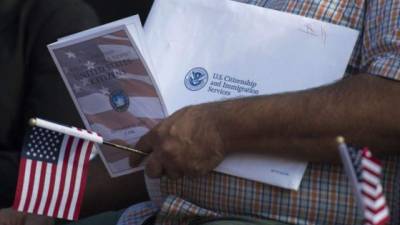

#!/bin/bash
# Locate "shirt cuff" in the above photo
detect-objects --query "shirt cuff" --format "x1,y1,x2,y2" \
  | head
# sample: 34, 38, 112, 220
365, 54, 400, 80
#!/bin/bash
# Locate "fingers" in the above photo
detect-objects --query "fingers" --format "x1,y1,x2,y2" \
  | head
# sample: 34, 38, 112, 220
129, 132, 154, 167
145, 153, 163, 178
0, 208, 26, 225
156, 139, 185, 179
145, 151, 184, 179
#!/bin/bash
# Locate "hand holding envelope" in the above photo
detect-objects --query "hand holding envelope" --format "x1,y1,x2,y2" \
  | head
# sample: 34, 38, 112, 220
142, 0, 359, 189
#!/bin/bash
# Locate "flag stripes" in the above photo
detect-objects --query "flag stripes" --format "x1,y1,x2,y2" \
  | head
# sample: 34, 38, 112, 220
13, 128, 94, 220
358, 149, 390, 225
340, 143, 390, 225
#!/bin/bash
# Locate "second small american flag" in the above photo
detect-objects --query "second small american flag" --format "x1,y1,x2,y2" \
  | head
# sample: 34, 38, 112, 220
13, 126, 95, 220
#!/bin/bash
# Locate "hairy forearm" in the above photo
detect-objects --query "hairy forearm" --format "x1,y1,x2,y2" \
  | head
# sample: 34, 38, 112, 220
213, 74, 400, 162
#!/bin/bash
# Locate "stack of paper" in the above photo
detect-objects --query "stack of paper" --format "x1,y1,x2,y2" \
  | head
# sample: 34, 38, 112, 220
48, 0, 359, 190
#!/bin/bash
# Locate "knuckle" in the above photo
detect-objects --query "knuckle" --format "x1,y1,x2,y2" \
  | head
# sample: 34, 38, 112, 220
159, 139, 176, 153
178, 105, 191, 114
169, 124, 179, 136
145, 157, 162, 178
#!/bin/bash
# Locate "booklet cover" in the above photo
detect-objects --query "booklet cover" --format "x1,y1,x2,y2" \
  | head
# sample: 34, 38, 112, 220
48, 16, 166, 177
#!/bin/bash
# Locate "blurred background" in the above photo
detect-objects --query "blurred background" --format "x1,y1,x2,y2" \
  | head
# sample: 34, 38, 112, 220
84, 0, 154, 24
0, 0, 156, 216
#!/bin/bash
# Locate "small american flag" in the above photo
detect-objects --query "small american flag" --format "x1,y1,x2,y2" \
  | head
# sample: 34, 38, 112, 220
338, 139, 390, 225
13, 126, 94, 220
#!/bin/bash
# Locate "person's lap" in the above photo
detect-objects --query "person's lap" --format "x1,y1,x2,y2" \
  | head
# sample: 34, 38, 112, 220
63, 210, 124, 225
64, 212, 289, 225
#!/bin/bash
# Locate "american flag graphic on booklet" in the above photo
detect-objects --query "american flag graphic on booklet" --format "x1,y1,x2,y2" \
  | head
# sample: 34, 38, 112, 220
338, 140, 390, 225
13, 127, 95, 220
50, 28, 165, 176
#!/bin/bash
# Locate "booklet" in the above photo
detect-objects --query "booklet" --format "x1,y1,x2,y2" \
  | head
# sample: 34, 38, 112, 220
48, 16, 167, 177
48, 0, 359, 190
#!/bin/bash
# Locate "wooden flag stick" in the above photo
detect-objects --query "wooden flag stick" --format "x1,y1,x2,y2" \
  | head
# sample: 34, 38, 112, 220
28, 118, 148, 156
103, 141, 149, 156
336, 136, 345, 144
336, 135, 365, 214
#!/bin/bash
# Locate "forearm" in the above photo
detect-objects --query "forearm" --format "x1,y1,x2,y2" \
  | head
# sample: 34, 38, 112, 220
133, 74, 400, 177
214, 74, 400, 162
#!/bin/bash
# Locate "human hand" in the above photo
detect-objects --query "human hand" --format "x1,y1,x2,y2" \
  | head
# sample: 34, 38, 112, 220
130, 104, 226, 179
0, 208, 26, 225
0, 208, 53, 225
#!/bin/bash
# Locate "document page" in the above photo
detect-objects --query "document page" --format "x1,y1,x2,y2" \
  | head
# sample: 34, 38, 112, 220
145, 0, 359, 189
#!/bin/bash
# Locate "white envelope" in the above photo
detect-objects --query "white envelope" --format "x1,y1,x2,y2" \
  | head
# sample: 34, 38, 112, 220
144, 0, 359, 190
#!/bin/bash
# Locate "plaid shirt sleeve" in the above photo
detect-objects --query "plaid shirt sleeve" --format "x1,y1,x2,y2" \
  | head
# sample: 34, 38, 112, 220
117, 201, 159, 225
361, 0, 400, 79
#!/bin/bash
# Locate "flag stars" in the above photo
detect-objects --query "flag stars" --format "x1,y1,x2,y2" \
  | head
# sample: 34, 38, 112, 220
17, 125, 98, 220
24, 128, 64, 162
84, 61, 95, 70
65, 51, 76, 59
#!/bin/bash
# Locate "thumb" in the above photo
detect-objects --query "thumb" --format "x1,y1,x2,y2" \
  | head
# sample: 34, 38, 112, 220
130, 133, 153, 167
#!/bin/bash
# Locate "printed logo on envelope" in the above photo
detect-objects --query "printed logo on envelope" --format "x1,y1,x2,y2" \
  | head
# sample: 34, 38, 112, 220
110, 90, 130, 112
184, 67, 209, 91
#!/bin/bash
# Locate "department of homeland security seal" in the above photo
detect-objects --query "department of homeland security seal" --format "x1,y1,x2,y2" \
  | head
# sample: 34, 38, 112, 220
110, 90, 129, 112
184, 67, 209, 91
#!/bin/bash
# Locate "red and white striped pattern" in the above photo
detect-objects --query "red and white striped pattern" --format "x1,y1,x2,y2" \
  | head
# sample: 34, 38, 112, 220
339, 141, 390, 225
13, 133, 94, 220
359, 149, 390, 225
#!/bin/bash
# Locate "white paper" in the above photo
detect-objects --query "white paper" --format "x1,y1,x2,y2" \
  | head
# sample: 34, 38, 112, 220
145, 0, 359, 189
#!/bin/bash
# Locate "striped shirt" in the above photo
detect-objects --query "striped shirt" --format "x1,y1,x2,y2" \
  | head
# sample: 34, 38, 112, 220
118, 0, 400, 224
